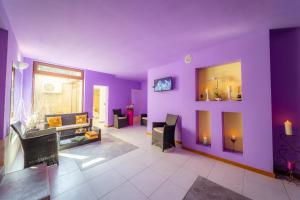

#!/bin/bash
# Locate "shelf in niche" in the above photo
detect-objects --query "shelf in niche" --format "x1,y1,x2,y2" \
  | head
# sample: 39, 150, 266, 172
222, 112, 243, 154
196, 61, 242, 102
196, 111, 211, 147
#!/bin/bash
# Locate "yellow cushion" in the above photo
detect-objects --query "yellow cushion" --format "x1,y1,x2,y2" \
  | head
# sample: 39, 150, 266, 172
47, 116, 62, 127
76, 114, 87, 124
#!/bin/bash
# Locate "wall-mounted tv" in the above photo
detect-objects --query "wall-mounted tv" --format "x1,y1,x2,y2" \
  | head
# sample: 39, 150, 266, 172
154, 77, 173, 92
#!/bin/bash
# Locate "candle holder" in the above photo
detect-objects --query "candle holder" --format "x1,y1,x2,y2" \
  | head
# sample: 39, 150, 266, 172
276, 132, 300, 183
230, 136, 237, 152
287, 161, 295, 182
205, 88, 210, 101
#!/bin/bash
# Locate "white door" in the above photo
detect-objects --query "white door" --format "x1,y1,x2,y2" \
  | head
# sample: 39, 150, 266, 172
99, 86, 108, 123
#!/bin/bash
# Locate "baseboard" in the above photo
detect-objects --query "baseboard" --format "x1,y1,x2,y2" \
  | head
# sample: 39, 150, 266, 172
182, 146, 275, 178
144, 133, 271, 177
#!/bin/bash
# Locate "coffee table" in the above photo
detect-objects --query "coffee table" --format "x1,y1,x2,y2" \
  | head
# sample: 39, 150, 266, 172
58, 126, 101, 150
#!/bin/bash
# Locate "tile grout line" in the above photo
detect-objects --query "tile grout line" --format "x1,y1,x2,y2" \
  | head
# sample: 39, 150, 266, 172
109, 151, 155, 199
206, 159, 217, 179
94, 170, 127, 200
147, 153, 193, 198
282, 181, 292, 200
241, 169, 246, 195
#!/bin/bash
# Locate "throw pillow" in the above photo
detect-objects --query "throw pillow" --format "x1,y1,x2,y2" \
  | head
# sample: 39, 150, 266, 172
76, 114, 87, 124
47, 116, 62, 127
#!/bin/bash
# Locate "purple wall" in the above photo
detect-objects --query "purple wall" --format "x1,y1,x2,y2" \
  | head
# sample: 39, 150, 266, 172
84, 69, 141, 125
0, 1, 21, 139
0, 29, 8, 139
148, 30, 273, 173
270, 28, 300, 175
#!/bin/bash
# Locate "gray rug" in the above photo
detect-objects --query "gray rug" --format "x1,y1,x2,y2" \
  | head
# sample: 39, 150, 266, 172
184, 176, 251, 200
60, 134, 138, 170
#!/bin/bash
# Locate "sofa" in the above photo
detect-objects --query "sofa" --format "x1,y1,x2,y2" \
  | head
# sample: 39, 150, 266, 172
45, 112, 92, 139
141, 114, 147, 126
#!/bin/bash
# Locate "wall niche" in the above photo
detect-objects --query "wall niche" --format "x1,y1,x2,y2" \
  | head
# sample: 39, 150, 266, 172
196, 61, 242, 101
196, 111, 211, 147
222, 112, 243, 154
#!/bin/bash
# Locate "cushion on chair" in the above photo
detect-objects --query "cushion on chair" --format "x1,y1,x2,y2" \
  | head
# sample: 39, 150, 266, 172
56, 123, 90, 131
118, 116, 127, 119
75, 114, 87, 124
166, 114, 178, 126
47, 116, 62, 127
153, 127, 164, 134
142, 117, 147, 120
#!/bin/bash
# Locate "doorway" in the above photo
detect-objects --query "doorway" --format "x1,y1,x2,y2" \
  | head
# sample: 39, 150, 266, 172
93, 85, 108, 127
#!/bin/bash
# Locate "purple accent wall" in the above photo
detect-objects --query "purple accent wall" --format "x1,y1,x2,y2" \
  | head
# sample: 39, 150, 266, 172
0, 1, 21, 139
0, 29, 8, 139
270, 28, 300, 175
148, 30, 273, 173
84, 69, 141, 125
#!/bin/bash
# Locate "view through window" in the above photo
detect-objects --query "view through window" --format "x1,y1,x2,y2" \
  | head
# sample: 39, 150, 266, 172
33, 62, 83, 120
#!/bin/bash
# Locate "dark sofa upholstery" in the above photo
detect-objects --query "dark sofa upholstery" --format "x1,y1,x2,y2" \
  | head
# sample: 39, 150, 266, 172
11, 122, 58, 168
45, 112, 92, 139
141, 114, 147, 126
113, 109, 128, 129
152, 114, 179, 152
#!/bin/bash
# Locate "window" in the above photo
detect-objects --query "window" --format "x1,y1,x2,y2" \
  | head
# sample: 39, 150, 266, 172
33, 62, 84, 119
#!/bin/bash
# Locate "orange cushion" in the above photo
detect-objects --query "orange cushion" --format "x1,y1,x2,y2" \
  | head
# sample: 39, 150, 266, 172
85, 133, 98, 140
76, 114, 87, 124
47, 116, 62, 127
86, 131, 98, 137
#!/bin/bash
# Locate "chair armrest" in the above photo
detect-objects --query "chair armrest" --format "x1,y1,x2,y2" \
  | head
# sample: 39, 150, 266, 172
25, 129, 57, 139
23, 132, 58, 148
115, 114, 127, 119
153, 122, 166, 128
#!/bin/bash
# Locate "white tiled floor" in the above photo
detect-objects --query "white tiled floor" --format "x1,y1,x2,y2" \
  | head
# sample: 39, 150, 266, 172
9, 126, 300, 199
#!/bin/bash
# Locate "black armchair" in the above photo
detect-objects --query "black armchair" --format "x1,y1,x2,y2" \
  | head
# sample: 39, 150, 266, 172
11, 122, 59, 168
113, 109, 128, 129
152, 114, 179, 152
141, 114, 147, 126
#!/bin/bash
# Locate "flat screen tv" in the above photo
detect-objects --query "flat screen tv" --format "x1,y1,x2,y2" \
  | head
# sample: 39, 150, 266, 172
154, 77, 173, 92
